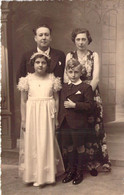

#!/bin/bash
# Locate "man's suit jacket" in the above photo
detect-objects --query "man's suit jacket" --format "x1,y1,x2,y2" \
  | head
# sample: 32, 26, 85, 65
58, 82, 94, 130
16, 47, 66, 83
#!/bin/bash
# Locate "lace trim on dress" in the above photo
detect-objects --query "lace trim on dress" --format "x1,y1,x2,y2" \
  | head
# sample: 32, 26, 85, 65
17, 75, 29, 91
53, 77, 62, 92
49, 73, 62, 92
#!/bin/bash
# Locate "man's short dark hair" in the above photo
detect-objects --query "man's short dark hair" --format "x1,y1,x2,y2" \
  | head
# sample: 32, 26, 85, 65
33, 24, 52, 35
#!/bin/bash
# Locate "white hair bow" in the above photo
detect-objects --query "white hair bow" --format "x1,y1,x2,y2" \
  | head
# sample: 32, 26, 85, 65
30, 52, 51, 60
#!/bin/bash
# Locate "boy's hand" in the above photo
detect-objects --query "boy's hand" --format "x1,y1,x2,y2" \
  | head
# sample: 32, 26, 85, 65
21, 121, 26, 132
64, 98, 76, 108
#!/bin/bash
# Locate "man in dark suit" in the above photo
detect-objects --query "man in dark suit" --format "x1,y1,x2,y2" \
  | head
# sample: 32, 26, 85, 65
58, 58, 94, 185
16, 24, 65, 83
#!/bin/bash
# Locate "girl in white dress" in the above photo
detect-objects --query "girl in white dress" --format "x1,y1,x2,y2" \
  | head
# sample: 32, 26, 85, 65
17, 52, 64, 187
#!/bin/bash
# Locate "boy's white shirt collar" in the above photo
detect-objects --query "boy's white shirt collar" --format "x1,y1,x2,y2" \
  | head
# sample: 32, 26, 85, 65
68, 79, 82, 85
37, 47, 50, 55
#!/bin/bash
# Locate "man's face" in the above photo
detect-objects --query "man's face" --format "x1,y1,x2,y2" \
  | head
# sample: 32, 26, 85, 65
34, 27, 52, 51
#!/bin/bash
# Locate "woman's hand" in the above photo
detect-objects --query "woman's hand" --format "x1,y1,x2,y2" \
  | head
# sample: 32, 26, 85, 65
21, 120, 26, 132
64, 98, 76, 108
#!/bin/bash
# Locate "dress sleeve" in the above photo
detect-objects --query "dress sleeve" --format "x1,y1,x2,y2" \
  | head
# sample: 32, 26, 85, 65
53, 76, 62, 92
17, 76, 29, 92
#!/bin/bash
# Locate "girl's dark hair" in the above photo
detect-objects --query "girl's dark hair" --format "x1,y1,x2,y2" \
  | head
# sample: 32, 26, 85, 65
71, 28, 92, 44
33, 24, 52, 35
30, 54, 51, 73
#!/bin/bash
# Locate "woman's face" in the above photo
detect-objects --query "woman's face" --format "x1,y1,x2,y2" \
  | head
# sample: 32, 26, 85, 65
74, 33, 88, 51
34, 57, 47, 75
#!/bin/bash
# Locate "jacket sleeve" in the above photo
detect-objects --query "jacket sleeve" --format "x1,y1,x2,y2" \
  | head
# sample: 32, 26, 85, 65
75, 85, 94, 112
16, 53, 27, 84
59, 51, 66, 83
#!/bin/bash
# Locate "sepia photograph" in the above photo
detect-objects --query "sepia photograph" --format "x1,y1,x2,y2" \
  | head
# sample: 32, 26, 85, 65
1, 0, 124, 194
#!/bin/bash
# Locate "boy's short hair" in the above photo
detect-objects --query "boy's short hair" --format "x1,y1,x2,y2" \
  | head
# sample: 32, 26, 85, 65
66, 58, 82, 71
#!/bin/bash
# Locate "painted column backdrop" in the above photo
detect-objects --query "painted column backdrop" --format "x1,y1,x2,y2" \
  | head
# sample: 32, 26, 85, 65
4, 0, 124, 142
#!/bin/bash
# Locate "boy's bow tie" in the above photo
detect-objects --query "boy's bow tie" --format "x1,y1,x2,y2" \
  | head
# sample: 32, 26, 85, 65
68, 83, 74, 89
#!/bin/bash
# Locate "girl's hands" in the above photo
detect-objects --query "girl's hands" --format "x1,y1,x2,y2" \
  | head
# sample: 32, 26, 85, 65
21, 120, 26, 132
64, 98, 76, 108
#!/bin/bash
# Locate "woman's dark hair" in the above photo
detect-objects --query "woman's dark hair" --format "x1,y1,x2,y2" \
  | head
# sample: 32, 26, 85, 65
30, 54, 51, 72
71, 28, 92, 44
33, 24, 52, 35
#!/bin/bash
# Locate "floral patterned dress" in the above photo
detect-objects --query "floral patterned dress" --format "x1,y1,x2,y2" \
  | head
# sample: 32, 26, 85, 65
64, 50, 111, 172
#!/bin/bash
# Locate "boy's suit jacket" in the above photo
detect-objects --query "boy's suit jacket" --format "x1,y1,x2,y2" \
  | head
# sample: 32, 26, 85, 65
16, 47, 65, 83
58, 82, 94, 130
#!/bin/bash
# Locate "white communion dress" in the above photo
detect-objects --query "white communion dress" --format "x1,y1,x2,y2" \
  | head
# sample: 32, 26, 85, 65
17, 73, 64, 185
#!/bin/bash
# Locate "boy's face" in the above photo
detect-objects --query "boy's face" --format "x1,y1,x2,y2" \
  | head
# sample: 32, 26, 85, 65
34, 27, 52, 51
66, 66, 82, 83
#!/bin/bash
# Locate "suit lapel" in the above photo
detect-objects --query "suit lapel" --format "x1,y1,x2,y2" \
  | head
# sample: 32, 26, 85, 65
65, 84, 81, 98
49, 48, 59, 72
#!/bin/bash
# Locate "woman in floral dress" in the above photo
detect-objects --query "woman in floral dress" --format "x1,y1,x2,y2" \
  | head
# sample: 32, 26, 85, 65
64, 28, 111, 175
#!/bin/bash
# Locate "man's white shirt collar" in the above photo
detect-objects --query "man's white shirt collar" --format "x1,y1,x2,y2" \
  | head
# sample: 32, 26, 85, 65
68, 79, 82, 85
37, 47, 50, 55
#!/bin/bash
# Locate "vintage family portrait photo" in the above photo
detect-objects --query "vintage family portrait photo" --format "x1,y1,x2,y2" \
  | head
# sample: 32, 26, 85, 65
1, 0, 124, 194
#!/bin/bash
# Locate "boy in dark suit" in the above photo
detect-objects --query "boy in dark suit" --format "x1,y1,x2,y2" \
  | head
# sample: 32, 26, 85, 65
16, 24, 65, 83
58, 58, 94, 185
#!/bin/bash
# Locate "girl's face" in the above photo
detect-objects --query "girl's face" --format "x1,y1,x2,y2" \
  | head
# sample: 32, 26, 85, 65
34, 57, 48, 75
75, 33, 88, 51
